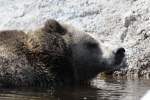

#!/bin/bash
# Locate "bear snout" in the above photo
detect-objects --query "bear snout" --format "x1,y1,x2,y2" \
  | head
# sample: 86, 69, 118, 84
116, 48, 125, 56
114, 47, 125, 65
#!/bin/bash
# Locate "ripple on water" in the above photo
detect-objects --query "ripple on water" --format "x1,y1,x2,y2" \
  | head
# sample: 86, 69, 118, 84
0, 78, 149, 100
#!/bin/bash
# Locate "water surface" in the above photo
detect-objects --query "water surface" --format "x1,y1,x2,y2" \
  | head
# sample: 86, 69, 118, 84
0, 78, 149, 100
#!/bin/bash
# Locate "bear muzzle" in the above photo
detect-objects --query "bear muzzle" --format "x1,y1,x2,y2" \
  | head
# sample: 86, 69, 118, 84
114, 47, 125, 65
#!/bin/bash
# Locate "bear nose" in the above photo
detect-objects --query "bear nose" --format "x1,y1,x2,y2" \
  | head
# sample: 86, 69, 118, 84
115, 47, 125, 65
116, 47, 125, 56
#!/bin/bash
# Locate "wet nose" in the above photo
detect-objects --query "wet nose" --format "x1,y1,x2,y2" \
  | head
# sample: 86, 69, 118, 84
115, 47, 125, 65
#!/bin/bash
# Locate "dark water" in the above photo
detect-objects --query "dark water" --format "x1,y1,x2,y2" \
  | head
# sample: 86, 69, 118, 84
0, 78, 150, 100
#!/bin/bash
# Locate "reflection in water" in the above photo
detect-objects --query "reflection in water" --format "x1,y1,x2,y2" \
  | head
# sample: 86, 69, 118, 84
92, 78, 150, 100
0, 78, 150, 100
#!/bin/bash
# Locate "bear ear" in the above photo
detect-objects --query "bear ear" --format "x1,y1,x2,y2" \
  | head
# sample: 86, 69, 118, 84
42, 19, 66, 35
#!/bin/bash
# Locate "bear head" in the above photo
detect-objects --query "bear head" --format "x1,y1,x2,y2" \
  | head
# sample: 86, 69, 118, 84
27, 19, 126, 84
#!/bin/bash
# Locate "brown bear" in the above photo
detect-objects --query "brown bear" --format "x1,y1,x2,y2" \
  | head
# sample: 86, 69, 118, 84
0, 19, 126, 87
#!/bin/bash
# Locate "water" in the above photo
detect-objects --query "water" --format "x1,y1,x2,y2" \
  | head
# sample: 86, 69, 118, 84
0, 78, 149, 100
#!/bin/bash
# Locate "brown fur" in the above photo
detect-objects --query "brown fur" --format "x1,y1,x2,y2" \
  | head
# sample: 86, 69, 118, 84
0, 19, 73, 87
0, 19, 126, 87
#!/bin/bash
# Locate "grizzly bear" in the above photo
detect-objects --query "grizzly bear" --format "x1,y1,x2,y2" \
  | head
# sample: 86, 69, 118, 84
0, 19, 125, 87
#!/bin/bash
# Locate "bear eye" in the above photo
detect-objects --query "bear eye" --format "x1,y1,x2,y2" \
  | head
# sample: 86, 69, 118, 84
86, 42, 98, 49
